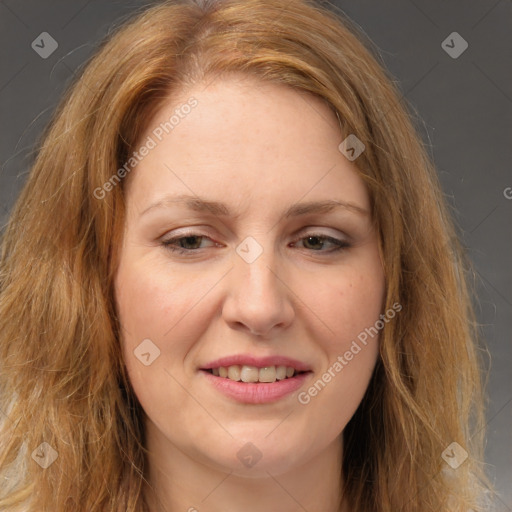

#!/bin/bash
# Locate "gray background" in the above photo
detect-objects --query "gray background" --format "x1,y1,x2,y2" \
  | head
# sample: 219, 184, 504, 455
0, 0, 510, 508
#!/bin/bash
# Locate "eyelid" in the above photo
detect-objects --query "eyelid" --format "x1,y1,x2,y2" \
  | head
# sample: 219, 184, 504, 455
160, 228, 216, 244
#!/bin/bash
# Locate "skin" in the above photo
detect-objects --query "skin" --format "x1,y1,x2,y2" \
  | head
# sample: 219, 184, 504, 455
114, 74, 385, 512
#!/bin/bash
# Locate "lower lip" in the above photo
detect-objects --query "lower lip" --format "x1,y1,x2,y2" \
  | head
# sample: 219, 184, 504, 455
200, 370, 312, 404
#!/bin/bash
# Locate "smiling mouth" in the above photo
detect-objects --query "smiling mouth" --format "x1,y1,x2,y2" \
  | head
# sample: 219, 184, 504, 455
203, 365, 309, 383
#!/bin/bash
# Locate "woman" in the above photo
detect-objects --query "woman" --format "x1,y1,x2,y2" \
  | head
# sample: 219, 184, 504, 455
0, 0, 491, 510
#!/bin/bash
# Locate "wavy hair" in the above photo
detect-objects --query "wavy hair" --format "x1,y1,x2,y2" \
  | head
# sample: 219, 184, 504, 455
0, 0, 491, 510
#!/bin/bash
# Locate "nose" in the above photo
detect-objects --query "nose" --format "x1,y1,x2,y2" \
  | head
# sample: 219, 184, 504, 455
221, 240, 295, 338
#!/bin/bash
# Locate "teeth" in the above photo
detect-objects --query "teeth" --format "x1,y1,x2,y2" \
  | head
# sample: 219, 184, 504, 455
211, 365, 299, 383
275, 365, 287, 380
240, 365, 259, 383
258, 366, 277, 383
227, 365, 241, 381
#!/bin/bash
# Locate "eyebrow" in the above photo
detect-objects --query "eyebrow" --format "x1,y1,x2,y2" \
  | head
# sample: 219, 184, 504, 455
139, 194, 369, 219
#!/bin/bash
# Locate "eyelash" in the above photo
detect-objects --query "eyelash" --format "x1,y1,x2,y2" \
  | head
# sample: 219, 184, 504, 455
161, 232, 351, 255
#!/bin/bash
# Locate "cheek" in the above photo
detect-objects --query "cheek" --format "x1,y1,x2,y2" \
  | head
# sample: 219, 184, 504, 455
301, 259, 384, 399
115, 255, 205, 342
114, 255, 209, 415
318, 265, 385, 350
294, 272, 383, 438
113, 255, 201, 388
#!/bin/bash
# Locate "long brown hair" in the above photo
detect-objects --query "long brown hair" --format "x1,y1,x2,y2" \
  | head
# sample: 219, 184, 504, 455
0, 0, 491, 510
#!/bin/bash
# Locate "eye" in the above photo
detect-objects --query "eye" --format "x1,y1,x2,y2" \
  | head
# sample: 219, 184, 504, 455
161, 231, 350, 255
290, 233, 351, 253
161, 234, 216, 254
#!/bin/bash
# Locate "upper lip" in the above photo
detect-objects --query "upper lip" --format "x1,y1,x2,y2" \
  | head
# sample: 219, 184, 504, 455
201, 354, 312, 372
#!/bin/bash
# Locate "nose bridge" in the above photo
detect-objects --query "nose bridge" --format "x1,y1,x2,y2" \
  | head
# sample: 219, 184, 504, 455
235, 234, 281, 298
224, 234, 293, 335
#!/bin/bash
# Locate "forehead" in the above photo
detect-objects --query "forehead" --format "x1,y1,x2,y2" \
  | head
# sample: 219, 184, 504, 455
151, 74, 340, 141
125, 75, 370, 215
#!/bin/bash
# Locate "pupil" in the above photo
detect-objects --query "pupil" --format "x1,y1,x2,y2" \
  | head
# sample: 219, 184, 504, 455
305, 236, 322, 250
183, 236, 201, 249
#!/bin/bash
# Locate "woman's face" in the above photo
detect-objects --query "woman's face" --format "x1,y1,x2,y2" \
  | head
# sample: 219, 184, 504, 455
114, 76, 385, 477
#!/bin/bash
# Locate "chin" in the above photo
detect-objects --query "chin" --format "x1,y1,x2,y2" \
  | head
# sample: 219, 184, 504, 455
200, 431, 312, 477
